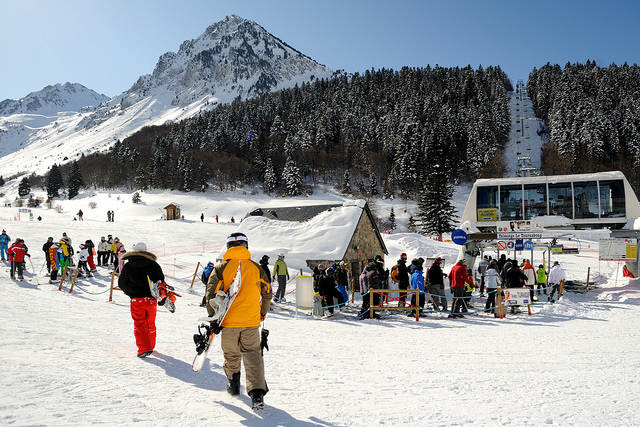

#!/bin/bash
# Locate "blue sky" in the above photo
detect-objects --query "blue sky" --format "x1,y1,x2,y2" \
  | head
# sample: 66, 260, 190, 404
1, 0, 638, 100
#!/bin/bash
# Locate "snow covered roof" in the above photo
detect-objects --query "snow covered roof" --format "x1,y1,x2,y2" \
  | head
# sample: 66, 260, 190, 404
218, 199, 387, 267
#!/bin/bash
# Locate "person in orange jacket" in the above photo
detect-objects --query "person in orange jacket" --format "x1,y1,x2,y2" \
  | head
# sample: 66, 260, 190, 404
205, 232, 272, 410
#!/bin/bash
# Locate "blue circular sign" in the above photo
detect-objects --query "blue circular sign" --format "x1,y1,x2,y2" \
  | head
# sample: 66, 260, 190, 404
451, 229, 468, 245
523, 240, 535, 250
507, 241, 515, 249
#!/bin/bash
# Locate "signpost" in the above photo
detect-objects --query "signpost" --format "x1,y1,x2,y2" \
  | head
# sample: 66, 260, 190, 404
451, 229, 468, 245
599, 238, 638, 261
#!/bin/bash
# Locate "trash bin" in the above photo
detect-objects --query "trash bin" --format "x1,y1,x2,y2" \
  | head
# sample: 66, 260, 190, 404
295, 275, 314, 316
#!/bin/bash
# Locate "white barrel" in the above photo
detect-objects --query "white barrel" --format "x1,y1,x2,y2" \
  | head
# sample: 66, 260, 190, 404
296, 275, 315, 314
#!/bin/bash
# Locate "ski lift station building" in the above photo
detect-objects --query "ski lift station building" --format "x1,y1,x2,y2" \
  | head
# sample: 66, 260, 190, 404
460, 171, 640, 231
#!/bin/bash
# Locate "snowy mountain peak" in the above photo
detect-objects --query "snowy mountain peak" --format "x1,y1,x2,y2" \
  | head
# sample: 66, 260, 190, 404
0, 83, 109, 116
127, 15, 332, 107
0, 16, 335, 179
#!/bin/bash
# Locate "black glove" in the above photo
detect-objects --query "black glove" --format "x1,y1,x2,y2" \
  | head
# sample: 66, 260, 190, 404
260, 328, 269, 355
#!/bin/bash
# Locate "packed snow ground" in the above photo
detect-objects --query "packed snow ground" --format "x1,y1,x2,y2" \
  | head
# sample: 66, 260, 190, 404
1, 189, 639, 426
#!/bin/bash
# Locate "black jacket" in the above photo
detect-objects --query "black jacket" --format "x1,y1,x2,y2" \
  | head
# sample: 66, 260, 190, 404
396, 260, 410, 285
427, 262, 445, 286
118, 251, 165, 298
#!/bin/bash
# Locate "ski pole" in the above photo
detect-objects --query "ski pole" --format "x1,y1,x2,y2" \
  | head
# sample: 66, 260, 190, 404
28, 257, 40, 285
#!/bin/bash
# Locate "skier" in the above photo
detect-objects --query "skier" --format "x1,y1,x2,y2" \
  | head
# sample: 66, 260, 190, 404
483, 260, 502, 314
0, 229, 11, 261
201, 213, 204, 222
77, 244, 92, 278
85, 239, 97, 272
536, 264, 547, 296
273, 253, 289, 302
118, 242, 165, 358
8, 238, 29, 280
97, 236, 110, 267
477, 255, 490, 296
410, 264, 426, 316
57, 239, 72, 278
522, 259, 536, 301
335, 261, 349, 307
42, 237, 54, 273
48, 242, 61, 283
426, 257, 447, 312
204, 232, 272, 410
547, 261, 566, 303
394, 253, 410, 306
259, 255, 271, 283
199, 261, 215, 307
448, 259, 467, 318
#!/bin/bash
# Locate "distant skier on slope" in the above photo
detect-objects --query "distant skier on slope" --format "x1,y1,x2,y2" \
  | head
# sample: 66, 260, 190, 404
204, 232, 272, 410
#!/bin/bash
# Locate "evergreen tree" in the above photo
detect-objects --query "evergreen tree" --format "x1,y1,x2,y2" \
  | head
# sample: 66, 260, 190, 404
46, 164, 63, 198
389, 207, 396, 230
263, 158, 277, 194
134, 165, 147, 190
0, 175, 4, 186
18, 177, 30, 197
196, 161, 209, 192
132, 191, 142, 204
341, 169, 352, 194
281, 157, 302, 196
67, 161, 84, 200
417, 165, 457, 237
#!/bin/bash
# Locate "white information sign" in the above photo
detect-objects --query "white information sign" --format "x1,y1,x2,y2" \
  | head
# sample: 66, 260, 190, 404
599, 238, 638, 261
501, 288, 532, 306
497, 233, 543, 240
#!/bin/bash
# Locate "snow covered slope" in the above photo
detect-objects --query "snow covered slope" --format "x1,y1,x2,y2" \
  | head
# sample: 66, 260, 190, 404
1, 189, 639, 425
0, 15, 336, 179
505, 83, 547, 176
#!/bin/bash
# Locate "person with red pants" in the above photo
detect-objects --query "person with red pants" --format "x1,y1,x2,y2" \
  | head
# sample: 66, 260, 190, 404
447, 259, 468, 318
118, 242, 165, 358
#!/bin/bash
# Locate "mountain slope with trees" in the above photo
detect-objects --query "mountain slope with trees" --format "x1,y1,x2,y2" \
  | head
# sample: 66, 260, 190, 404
528, 61, 640, 192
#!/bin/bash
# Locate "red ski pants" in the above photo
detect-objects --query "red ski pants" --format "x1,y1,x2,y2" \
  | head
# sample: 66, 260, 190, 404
130, 298, 157, 354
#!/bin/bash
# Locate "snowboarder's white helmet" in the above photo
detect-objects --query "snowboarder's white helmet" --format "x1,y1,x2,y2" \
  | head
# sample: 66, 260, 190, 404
226, 232, 248, 249
278, 253, 285, 260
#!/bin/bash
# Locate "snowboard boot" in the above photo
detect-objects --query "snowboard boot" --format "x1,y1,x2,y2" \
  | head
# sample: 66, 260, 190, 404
137, 350, 153, 358
227, 372, 241, 396
249, 388, 265, 411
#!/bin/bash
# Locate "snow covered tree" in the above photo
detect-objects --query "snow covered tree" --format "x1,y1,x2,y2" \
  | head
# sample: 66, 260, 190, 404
417, 165, 457, 237
134, 165, 147, 190
341, 169, 352, 194
389, 207, 396, 230
281, 157, 302, 197
263, 158, 277, 195
132, 191, 142, 204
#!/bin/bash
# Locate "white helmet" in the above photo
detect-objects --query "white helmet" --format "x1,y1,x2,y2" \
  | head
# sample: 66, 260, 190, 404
278, 253, 285, 260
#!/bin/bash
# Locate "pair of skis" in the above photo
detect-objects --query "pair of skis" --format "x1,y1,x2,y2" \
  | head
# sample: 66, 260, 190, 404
192, 262, 242, 373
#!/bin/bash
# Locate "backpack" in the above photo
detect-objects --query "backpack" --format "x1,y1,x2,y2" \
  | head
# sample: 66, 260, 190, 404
391, 265, 400, 283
